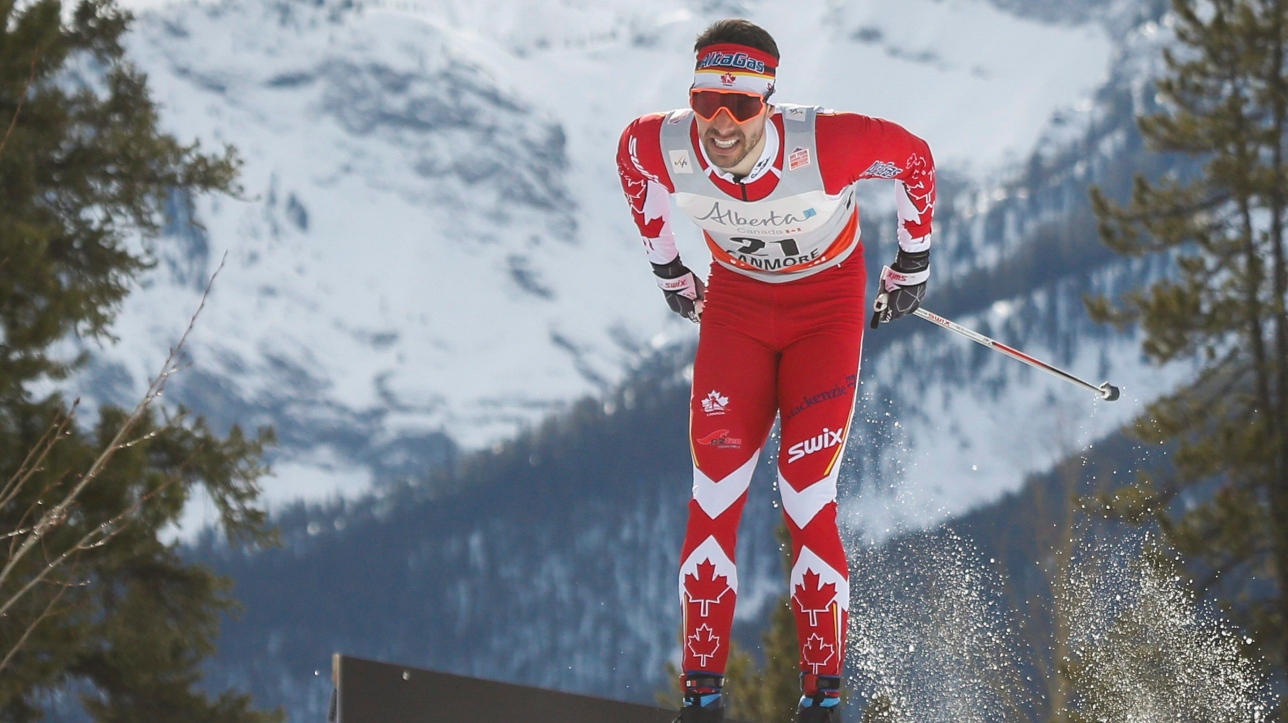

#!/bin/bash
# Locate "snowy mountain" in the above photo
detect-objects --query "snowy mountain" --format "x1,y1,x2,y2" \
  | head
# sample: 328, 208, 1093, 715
116, 0, 1212, 716
71, 0, 1142, 524
48, 0, 1217, 715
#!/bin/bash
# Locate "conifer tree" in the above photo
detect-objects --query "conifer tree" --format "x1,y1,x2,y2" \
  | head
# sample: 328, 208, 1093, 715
1089, 0, 1288, 690
0, 0, 279, 720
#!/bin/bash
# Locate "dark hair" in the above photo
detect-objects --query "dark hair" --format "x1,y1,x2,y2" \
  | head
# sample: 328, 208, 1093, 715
693, 18, 779, 61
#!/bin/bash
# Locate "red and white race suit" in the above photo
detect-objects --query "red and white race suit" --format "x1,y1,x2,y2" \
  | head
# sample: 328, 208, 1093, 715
616, 105, 935, 681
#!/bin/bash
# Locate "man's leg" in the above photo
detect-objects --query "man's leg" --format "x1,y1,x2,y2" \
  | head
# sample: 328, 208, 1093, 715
776, 315, 864, 706
678, 311, 779, 681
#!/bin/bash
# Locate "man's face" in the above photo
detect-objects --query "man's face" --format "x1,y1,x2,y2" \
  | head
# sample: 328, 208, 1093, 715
694, 98, 768, 170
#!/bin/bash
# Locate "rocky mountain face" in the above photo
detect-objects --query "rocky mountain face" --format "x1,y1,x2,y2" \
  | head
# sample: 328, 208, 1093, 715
66, 0, 1130, 510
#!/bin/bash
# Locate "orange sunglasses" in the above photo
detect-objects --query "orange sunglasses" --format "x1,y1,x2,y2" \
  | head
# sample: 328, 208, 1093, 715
689, 90, 767, 123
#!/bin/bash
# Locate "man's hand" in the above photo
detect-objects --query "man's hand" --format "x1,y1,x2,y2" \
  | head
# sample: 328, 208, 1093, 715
870, 249, 928, 328
652, 258, 706, 323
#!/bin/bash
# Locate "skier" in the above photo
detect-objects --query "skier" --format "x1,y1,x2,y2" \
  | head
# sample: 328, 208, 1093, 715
615, 18, 936, 723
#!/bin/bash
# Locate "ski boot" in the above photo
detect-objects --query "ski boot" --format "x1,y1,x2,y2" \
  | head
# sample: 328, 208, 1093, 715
673, 672, 724, 723
796, 674, 842, 722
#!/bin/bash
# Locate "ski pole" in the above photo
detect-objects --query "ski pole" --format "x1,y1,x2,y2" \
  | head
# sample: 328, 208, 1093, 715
871, 284, 1121, 402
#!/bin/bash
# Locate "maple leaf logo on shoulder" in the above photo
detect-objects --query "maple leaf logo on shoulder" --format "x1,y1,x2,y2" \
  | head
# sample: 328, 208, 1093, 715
701, 391, 729, 416
687, 624, 721, 667
684, 559, 732, 617
792, 569, 838, 628
802, 633, 836, 673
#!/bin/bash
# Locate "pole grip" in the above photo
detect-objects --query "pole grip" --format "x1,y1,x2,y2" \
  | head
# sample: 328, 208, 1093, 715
870, 290, 888, 330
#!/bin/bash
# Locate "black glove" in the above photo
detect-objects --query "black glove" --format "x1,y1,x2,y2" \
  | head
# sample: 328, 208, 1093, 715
870, 249, 928, 329
651, 258, 706, 323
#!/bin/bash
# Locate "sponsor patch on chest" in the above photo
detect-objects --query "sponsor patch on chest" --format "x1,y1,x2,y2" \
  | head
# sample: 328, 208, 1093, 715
670, 150, 694, 174
788, 146, 811, 171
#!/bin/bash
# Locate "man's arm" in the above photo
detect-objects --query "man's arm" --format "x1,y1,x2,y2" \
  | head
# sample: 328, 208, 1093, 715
616, 114, 679, 265
616, 115, 705, 322
816, 112, 936, 249
817, 113, 936, 323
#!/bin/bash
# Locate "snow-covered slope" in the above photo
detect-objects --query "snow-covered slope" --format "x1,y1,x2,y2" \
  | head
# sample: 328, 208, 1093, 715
75, 0, 1117, 515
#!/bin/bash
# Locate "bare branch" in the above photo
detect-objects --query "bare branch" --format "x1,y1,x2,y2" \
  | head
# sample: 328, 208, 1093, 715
0, 253, 228, 608
0, 526, 36, 541
8, 471, 73, 561
0, 50, 40, 162
119, 408, 190, 450
0, 404, 76, 513
0, 460, 188, 621
0, 563, 79, 674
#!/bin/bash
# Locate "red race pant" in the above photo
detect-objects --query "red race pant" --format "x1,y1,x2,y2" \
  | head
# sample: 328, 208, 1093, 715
679, 255, 866, 680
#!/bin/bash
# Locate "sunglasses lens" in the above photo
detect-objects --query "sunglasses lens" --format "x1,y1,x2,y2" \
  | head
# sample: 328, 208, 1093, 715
691, 92, 763, 122
690, 92, 725, 120
727, 94, 764, 121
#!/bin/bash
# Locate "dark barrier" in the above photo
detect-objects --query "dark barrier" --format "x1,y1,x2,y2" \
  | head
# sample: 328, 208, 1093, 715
329, 653, 721, 723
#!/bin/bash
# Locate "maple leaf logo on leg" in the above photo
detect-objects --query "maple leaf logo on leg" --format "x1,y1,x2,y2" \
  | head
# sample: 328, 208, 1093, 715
802, 633, 836, 674
684, 558, 732, 618
701, 391, 729, 415
792, 569, 838, 628
687, 624, 722, 667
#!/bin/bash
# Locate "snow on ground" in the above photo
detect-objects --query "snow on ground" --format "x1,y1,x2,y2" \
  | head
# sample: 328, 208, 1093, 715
74, 0, 1116, 514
